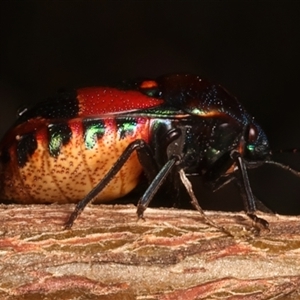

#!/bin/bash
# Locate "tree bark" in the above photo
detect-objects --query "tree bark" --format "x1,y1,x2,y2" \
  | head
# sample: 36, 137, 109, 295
0, 204, 300, 300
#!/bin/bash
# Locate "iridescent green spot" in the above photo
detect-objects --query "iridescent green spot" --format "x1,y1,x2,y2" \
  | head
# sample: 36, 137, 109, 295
83, 119, 105, 149
48, 123, 72, 157
247, 144, 255, 152
191, 108, 204, 115
116, 117, 137, 140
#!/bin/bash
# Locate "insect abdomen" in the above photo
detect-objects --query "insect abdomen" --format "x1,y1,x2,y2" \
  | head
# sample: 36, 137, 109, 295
0, 117, 150, 204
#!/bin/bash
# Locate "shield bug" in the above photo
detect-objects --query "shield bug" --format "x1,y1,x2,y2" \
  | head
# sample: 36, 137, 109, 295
0, 73, 298, 230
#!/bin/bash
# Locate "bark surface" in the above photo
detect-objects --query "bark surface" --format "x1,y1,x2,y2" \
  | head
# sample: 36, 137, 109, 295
0, 204, 300, 299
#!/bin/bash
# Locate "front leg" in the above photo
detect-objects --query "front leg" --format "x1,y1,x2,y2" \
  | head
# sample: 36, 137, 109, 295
231, 150, 269, 231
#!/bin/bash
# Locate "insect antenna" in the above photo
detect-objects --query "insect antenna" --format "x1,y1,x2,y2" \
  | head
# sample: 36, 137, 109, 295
265, 148, 300, 178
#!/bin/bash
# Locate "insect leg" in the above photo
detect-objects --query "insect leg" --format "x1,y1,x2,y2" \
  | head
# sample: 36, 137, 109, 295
136, 127, 184, 218
178, 169, 233, 235
64, 139, 158, 229
136, 156, 179, 219
231, 150, 269, 230
205, 170, 273, 214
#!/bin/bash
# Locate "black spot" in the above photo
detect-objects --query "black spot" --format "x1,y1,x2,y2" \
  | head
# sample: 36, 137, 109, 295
16, 90, 79, 125
116, 118, 137, 140
48, 123, 72, 157
83, 119, 106, 149
16, 133, 37, 167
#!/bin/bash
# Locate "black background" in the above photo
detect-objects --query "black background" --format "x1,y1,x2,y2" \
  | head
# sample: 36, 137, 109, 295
1, 1, 300, 214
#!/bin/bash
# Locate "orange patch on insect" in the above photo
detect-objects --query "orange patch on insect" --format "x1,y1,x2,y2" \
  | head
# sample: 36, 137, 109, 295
140, 80, 158, 89
1, 118, 151, 204
86, 118, 150, 203
194, 110, 225, 118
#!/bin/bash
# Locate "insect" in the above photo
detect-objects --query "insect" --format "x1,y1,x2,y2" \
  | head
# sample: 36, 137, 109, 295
0, 73, 298, 229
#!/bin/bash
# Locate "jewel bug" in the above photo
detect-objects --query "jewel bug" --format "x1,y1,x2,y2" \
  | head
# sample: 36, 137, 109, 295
0, 73, 299, 230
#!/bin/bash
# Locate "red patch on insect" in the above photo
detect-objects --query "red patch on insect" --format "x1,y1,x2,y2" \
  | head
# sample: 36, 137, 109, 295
77, 87, 163, 116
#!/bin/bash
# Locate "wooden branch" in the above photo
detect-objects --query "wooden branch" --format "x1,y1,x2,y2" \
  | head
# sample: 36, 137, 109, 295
0, 204, 300, 299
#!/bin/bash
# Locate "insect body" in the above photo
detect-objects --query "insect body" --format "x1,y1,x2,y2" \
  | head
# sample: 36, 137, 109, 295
0, 74, 297, 228
0, 88, 161, 204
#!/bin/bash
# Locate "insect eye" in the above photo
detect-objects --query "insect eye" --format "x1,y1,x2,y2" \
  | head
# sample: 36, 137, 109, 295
244, 124, 259, 154
139, 80, 161, 97
246, 124, 258, 144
